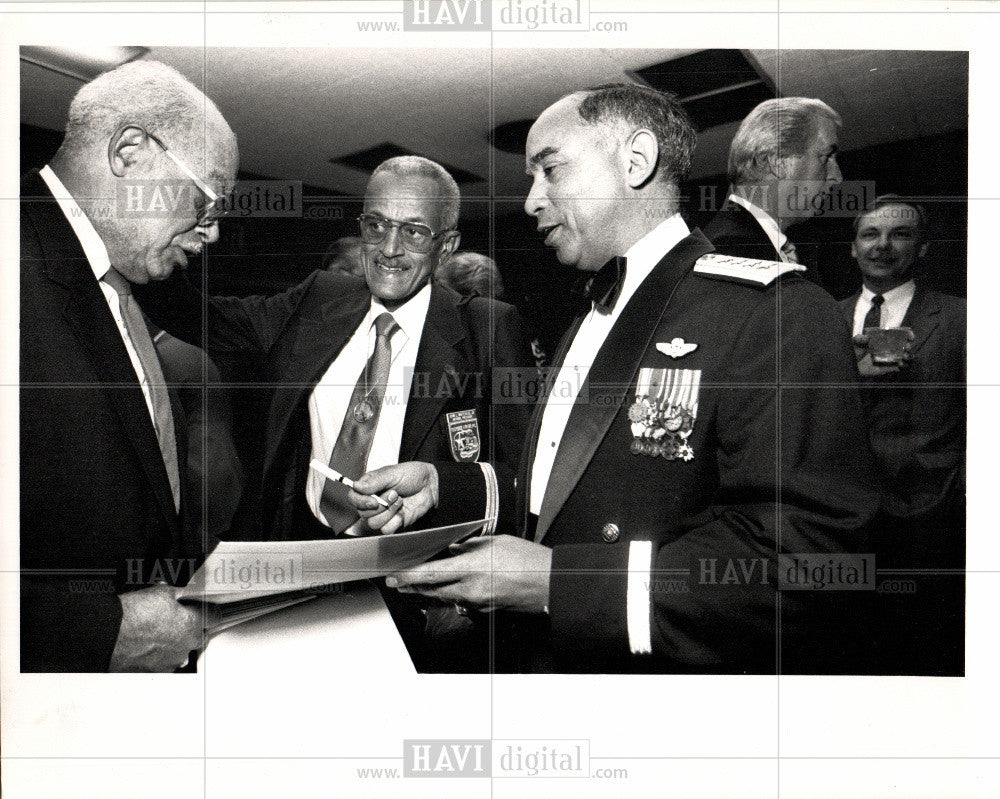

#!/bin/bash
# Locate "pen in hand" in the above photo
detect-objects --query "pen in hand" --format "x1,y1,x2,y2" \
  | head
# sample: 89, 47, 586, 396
309, 459, 392, 509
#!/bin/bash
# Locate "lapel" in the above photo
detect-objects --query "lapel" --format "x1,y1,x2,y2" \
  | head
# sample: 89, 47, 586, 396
900, 284, 941, 355
534, 231, 714, 541
516, 313, 584, 534
399, 284, 468, 461
840, 292, 860, 326
26, 173, 179, 526
262, 281, 370, 476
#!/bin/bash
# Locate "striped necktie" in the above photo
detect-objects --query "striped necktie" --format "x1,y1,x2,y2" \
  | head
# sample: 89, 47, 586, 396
319, 312, 399, 533
102, 268, 181, 512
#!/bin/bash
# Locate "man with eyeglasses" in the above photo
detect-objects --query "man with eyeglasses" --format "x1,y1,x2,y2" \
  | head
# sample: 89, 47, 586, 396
20, 60, 238, 671
139, 155, 531, 672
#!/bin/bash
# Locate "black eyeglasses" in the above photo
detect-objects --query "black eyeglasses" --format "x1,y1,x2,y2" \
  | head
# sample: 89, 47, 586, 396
358, 213, 452, 254
147, 132, 226, 227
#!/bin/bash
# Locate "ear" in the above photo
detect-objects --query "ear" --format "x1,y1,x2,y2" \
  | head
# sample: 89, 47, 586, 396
850, 241, 858, 260
438, 230, 461, 261
624, 129, 659, 188
917, 241, 929, 259
766, 152, 790, 180
108, 125, 151, 177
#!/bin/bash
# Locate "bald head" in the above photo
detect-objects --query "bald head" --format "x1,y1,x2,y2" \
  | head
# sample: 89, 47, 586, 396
524, 85, 695, 272
49, 59, 240, 284
59, 59, 238, 185
566, 83, 696, 185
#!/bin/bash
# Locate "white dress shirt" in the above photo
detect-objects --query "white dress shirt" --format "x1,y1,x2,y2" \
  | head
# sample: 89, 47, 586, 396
528, 214, 690, 655
852, 280, 916, 336
530, 213, 691, 515
39, 165, 157, 426
305, 283, 431, 526
727, 193, 792, 262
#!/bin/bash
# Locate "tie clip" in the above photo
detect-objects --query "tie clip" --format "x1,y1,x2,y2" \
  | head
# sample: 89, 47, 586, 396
310, 459, 392, 508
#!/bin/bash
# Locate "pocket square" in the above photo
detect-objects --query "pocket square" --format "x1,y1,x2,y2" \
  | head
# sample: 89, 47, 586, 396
656, 338, 697, 359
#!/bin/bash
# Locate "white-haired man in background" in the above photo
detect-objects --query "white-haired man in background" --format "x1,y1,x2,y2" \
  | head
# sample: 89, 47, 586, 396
703, 97, 843, 268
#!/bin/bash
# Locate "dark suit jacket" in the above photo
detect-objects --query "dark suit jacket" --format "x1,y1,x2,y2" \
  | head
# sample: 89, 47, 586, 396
138, 270, 532, 671
154, 332, 244, 549
138, 270, 531, 542
20, 171, 194, 672
839, 285, 966, 676
701, 200, 783, 262
839, 285, 966, 524
437, 229, 880, 673
702, 200, 827, 289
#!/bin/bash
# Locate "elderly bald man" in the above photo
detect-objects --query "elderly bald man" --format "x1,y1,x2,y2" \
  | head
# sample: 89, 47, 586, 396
21, 60, 238, 671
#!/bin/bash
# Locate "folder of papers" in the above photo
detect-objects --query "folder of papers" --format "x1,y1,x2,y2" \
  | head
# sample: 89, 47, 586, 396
178, 519, 487, 632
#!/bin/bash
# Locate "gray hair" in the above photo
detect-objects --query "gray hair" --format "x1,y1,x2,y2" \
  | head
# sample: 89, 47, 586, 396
435, 251, 504, 299
61, 59, 236, 177
571, 83, 697, 184
728, 97, 842, 185
368, 155, 461, 230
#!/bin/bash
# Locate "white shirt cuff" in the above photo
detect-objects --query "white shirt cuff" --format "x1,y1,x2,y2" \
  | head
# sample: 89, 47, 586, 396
627, 540, 653, 655
477, 462, 498, 536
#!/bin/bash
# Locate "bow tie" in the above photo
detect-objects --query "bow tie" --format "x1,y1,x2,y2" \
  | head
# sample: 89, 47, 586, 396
574, 256, 627, 313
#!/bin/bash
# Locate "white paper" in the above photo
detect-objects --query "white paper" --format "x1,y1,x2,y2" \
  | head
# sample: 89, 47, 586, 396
177, 518, 486, 603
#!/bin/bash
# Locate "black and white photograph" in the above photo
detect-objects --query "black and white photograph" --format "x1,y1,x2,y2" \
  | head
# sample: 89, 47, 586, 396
2, 2, 997, 798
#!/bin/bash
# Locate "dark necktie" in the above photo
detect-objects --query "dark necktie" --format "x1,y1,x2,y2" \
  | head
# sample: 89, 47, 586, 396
102, 268, 181, 512
320, 312, 399, 533
575, 256, 627, 312
863, 293, 885, 331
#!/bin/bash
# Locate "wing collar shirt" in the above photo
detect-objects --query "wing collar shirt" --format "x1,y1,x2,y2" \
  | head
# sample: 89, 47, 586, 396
530, 213, 690, 515
727, 193, 791, 262
306, 282, 432, 524
852, 280, 916, 336
39, 164, 157, 426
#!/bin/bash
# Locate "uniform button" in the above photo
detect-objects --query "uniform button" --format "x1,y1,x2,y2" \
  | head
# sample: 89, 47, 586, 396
601, 523, 620, 543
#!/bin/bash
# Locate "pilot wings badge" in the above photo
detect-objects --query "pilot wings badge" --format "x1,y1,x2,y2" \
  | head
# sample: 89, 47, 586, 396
656, 338, 698, 359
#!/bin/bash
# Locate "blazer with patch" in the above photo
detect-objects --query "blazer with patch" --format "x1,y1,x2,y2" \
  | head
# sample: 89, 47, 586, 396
137, 270, 531, 542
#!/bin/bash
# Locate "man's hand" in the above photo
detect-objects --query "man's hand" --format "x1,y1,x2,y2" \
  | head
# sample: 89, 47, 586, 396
350, 462, 439, 534
385, 535, 553, 613
853, 334, 913, 377
856, 351, 910, 377
109, 584, 204, 672
852, 333, 913, 376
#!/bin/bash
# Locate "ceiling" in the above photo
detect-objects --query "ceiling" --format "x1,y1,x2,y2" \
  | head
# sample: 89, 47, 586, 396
20, 46, 968, 212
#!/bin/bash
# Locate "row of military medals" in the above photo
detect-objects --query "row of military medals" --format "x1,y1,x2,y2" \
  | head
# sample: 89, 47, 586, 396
627, 367, 700, 461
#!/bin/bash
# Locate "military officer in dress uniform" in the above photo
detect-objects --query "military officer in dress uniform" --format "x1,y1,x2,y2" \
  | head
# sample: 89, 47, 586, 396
352, 84, 880, 674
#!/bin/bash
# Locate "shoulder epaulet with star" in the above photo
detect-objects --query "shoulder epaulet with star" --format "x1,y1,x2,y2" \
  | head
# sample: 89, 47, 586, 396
693, 253, 806, 288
